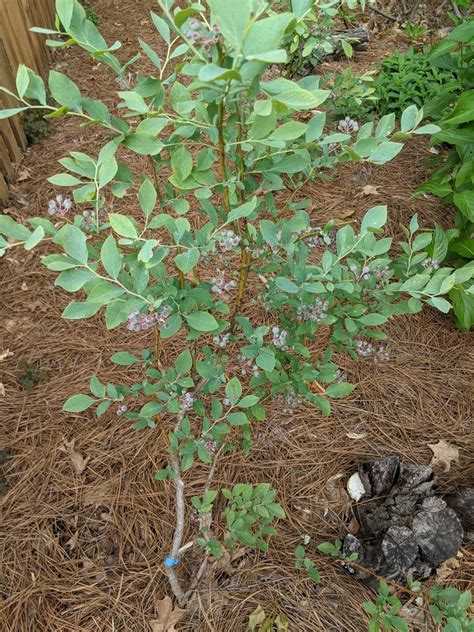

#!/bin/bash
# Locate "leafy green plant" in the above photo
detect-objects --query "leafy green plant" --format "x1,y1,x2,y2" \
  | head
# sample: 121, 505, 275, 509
429, 585, 474, 631
17, 359, 46, 390
0, 0, 450, 607
403, 23, 427, 43
281, 0, 368, 78
363, 582, 473, 632
415, 19, 474, 329
363, 581, 407, 632
372, 48, 461, 118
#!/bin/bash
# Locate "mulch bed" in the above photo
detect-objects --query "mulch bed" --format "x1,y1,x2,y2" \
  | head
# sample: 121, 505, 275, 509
1, 1, 473, 630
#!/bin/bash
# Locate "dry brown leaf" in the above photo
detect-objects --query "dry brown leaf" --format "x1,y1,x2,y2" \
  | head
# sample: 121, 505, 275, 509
17, 167, 31, 182
59, 439, 90, 474
428, 439, 459, 473
436, 554, 461, 582
0, 349, 14, 362
150, 596, 186, 632
361, 185, 380, 195
65, 531, 79, 550
347, 516, 360, 534
326, 473, 349, 504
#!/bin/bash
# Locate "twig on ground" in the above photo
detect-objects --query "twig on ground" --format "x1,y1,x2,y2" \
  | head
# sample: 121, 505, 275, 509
370, 4, 399, 21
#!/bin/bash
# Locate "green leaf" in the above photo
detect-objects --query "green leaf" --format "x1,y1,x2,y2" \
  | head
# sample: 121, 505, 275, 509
56, 0, 74, 29
255, 347, 275, 371
151, 12, 170, 43
48, 173, 83, 186
59, 225, 88, 263
108, 213, 138, 239
24, 226, 44, 250
270, 121, 307, 141
176, 349, 192, 375
361, 206, 387, 233
227, 412, 248, 426
110, 351, 139, 366
16, 64, 29, 98
247, 49, 288, 64
428, 296, 452, 313
325, 383, 355, 398
98, 156, 118, 188
238, 395, 259, 408
118, 90, 148, 113
175, 248, 199, 273
101, 235, 122, 279
0, 107, 28, 119
272, 87, 329, 110
0, 215, 31, 240
185, 311, 219, 332
62, 302, 102, 319
443, 90, 474, 125
226, 377, 242, 404
138, 177, 157, 217
208, 0, 252, 48
198, 64, 241, 82
453, 191, 474, 222
400, 104, 422, 132
172, 145, 193, 182
63, 393, 96, 413
122, 132, 162, 156
306, 112, 326, 141
49, 70, 82, 110
227, 198, 258, 223
358, 313, 388, 326
275, 277, 299, 293
369, 141, 403, 164
90, 375, 105, 398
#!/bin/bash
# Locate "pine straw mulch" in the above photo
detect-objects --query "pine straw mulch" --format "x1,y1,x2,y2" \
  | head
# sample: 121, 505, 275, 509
1, 1, 473, 630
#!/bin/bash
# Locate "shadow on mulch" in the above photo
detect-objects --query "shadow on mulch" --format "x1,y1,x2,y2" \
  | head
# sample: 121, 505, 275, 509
1, 1, 473, 630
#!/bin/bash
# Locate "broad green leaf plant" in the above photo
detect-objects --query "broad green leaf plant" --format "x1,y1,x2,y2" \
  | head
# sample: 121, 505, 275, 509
0, 0, 460, 605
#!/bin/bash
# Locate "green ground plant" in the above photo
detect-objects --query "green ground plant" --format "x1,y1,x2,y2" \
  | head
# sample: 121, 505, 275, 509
0, 0, 471, 611
415, 18, 474, 329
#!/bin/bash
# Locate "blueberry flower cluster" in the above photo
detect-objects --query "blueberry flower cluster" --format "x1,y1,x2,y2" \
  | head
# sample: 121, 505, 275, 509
179, 391, 194, 411
272, 326, 289, 350
184, 19, 220, 58
304, 227, 324, 249
115, 71, 135, 90
127, 305, 172, 332
338, 116, 359, 134
237, 354, 260, 378
422, 258, 440, 270
116, 404, 128, 416
271, 392, 302, 414
212, 333, 231, 348
355, 340, 389, 362
48, 194, 72, 217
81, 208, 107, 232
211, 269, 237, 295
297, 298, 329, 323
216, 230, 240, 252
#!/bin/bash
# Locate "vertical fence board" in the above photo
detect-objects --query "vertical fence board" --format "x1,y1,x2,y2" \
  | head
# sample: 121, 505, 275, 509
0, 0, 55, 204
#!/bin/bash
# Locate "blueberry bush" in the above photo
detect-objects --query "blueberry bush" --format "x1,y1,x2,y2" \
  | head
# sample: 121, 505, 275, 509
0, 0, 469, 609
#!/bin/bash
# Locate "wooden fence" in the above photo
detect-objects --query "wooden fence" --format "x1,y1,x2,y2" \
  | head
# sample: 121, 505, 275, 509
0, 0, 55, 203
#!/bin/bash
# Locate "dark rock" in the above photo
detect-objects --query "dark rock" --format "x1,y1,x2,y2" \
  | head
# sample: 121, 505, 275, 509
413, 497, 464, 566
359, 455, 400, 498
391, 465, 434, 496
382, 526, 418, 571
445, 487, 474, 532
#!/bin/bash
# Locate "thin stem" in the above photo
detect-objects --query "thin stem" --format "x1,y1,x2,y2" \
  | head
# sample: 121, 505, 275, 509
217, 101, 231, 215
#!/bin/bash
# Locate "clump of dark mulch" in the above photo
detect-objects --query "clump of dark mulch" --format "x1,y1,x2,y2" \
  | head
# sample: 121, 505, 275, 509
343, 456, 472, 588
